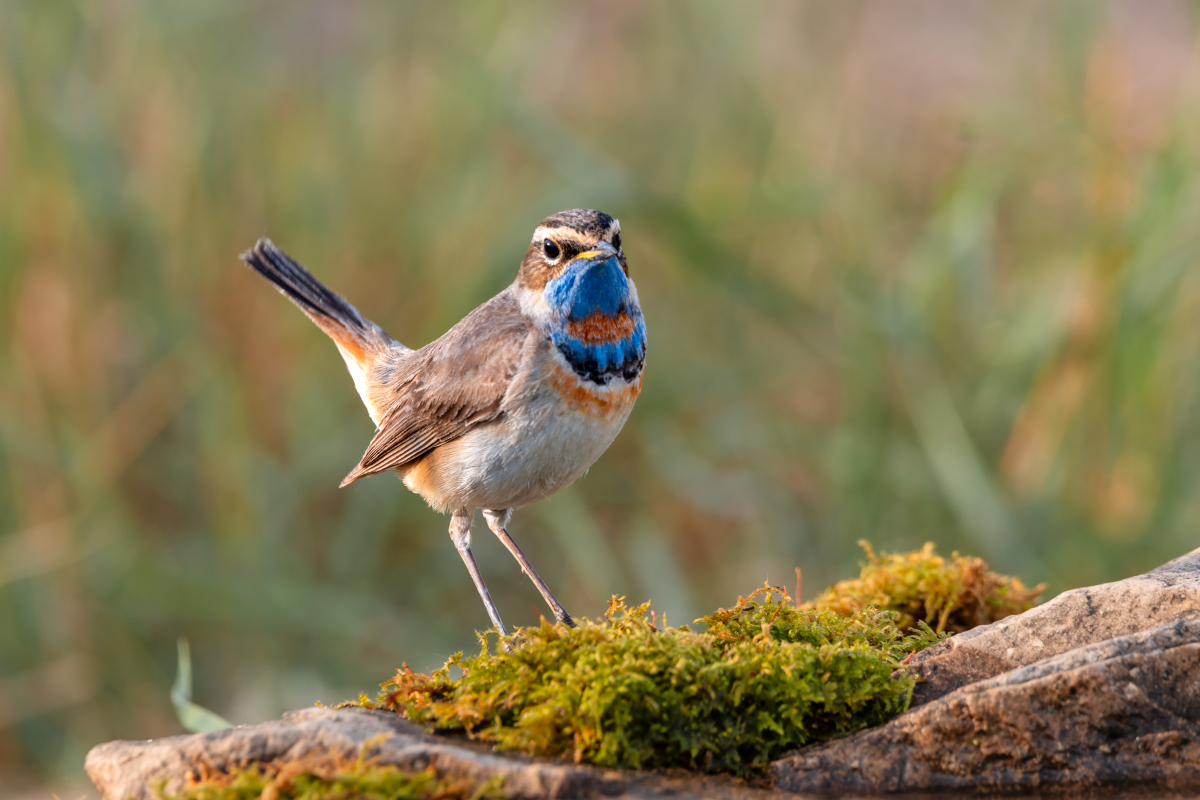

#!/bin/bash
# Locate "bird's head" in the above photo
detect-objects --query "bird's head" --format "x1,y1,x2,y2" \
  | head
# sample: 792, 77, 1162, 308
516, 209, 626, 295
516, 209, 644, 384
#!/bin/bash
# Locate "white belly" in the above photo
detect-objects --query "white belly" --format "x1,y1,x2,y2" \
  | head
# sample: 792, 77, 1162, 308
399, 365, 641, 513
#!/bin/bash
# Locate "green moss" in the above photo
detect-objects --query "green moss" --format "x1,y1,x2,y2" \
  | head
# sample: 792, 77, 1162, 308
154, 755, 505, 800
700, 584, 944, 660
374, 591, 936, 775
810, 541, 1044, 633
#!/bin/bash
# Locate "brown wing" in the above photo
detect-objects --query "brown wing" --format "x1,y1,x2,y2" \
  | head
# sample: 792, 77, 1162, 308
339, 288, 531, 486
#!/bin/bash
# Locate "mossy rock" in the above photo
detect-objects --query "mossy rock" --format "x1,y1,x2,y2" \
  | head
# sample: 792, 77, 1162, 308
162, 542, 1043, 796
155, 760, 504, 800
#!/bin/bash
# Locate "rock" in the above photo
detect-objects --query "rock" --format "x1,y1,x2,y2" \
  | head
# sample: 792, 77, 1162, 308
771, 618, 1200, 794
907, 546, 1200, 706
84, 706, 775, 800
85, 707, 627, 800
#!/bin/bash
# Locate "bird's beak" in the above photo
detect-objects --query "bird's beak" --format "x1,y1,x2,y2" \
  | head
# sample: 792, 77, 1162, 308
569, 241, 619, 265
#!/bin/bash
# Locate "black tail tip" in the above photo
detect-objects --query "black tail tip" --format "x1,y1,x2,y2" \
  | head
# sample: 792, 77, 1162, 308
240, 237, 275, 265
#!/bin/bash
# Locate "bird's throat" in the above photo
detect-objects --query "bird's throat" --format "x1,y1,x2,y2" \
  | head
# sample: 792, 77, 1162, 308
543, 256, 646, 386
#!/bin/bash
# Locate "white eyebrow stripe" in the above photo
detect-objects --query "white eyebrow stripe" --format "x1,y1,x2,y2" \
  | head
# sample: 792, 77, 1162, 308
530, 225, 597, 245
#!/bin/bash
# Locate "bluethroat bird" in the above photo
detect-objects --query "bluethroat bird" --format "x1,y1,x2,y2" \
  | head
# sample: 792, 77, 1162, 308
241, 209, 645, 634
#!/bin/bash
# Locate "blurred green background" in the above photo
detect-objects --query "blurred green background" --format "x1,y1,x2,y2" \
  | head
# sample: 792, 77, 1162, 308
4, 0, 1200, 791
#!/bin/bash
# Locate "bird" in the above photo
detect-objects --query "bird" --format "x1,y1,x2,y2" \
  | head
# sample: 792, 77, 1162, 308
240, 209, 645, 636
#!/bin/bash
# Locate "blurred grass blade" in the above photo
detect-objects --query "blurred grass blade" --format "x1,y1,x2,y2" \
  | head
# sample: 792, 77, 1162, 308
537, 488, 626, 608
171, 637, 233, 733
898, 356, 1038, 576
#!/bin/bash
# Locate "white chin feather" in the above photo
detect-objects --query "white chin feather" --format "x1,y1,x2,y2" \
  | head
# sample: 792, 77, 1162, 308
515, 283, 559, 329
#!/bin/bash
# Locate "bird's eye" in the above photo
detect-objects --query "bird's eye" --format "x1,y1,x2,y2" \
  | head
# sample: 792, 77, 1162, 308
612, 232, 622, 250
543, 239, 561, 260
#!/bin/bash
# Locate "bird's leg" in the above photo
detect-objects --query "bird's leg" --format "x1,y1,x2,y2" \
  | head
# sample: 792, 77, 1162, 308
484, 509, 576, 628
449, 508, 509, 639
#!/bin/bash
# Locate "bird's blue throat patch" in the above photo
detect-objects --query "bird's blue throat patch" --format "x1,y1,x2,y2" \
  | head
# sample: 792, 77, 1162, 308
544, 258, 646, 385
